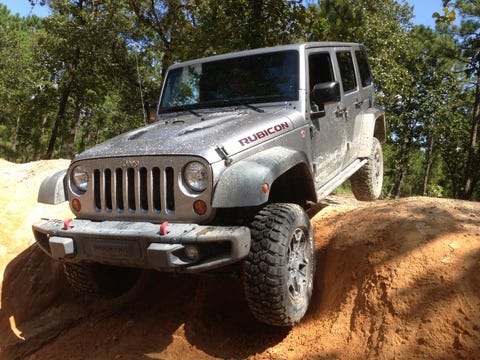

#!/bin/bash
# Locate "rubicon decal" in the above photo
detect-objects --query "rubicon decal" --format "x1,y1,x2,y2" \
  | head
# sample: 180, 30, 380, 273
238, 122, 290, 146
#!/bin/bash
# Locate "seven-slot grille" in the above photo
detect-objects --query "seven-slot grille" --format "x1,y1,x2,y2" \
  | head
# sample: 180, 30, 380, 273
69, 157, 212, 222
92, 166, 175, 214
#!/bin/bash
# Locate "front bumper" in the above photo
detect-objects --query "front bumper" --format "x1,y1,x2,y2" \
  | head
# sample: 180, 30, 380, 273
32, 218, 251, 273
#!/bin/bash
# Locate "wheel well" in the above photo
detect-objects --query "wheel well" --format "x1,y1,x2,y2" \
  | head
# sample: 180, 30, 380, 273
268, 163, 316, 207
374, 114, 386, 143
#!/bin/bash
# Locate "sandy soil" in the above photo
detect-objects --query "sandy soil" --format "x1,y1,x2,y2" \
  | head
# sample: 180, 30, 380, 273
0, 159, 479, 359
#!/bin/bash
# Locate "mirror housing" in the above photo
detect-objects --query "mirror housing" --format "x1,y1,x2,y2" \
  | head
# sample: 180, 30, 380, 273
313, 81, 341, 105
146, 103, 158, 123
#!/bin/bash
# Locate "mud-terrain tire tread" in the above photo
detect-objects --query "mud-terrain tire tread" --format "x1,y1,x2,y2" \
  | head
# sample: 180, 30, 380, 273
63, 262, 140, 298
244, 203, 315, 327
350, 137, 383, 201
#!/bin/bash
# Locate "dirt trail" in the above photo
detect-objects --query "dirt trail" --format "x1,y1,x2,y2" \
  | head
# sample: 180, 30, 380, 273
0, 159, 479, 359
0, 159, 72, 284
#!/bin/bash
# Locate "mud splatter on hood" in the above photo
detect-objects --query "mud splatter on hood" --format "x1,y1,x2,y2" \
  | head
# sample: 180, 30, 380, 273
74, 108, 300, 164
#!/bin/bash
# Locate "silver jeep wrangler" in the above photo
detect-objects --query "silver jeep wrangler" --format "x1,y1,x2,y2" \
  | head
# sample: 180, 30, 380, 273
33, 42, 385, 326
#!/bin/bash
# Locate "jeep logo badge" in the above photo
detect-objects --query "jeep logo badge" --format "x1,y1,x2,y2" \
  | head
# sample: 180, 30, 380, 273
122, 159, 140, 168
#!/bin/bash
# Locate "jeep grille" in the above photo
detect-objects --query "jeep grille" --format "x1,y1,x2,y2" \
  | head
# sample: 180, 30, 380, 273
68, 156, 213, 223
92, 166, 176, 213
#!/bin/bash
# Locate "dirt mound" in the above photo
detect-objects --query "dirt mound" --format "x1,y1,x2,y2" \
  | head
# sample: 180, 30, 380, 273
0, 159, 71, 284
0, 160, 479, 359
300, 197, 480, 359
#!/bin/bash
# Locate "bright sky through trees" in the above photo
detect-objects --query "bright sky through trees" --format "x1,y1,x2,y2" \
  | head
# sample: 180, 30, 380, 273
0, 0, 442, 28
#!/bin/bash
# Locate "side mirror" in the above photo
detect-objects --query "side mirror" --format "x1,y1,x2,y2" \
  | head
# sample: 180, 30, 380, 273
146, 103, 158, 123
312, 81, 341, 105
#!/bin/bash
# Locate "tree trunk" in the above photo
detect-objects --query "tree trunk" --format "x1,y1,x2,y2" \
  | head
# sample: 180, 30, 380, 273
34, 114, 49, 161
45, 44, 80, 160
422, 135, 435, 196
394, 169, 405, 199
66, 99, 83, 159
134, 53, 147, 125
462, 81, 479, 200
248, 0, 263, 48
392, 138, 410, 199
44, 75, 74, 159
12, 115, 20, 152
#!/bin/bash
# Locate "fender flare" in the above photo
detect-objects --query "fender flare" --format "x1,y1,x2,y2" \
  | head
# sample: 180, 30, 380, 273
38, 169, 68, 204
358, 108, 386, 158
212, 147, 311, 208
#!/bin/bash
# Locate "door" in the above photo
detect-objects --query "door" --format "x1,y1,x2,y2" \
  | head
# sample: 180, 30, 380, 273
351, 46, 376, 156
334, 48, 361, 165
307, 50, 348, 185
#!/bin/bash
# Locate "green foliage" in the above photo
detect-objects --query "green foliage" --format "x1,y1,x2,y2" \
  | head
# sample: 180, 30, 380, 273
0, 5, 48, 161
439, 0, 480, 200
432, 7, 457, 25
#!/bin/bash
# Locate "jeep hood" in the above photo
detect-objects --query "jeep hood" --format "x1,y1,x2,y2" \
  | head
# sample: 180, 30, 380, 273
74, 108, 299, 164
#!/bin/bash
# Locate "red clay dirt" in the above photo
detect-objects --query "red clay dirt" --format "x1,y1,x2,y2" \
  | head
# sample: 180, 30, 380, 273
0, 159, 479, 359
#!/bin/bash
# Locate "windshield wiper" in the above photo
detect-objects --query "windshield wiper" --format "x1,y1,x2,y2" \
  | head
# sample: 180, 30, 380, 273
237, 102, 265, 113
220, 98, 266, 113
159, 106, 201, 117
160, 96, 275, 115
182, 107, 201, 117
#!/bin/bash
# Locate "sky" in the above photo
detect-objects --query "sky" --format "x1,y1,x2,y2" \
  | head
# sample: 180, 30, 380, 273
407, 0, 444, 28
1, 0, 50, 18
1, 0, 444, 28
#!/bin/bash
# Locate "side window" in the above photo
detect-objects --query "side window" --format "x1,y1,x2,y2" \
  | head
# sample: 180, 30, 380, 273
308, 52, 334, 91
336, 51, 357, 93
355, 49, 372, 87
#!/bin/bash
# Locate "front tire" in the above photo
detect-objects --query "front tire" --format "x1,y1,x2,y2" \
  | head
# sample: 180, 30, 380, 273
244, 203, 316, 326
63, 262, 141, 298
350, 137, 384, 201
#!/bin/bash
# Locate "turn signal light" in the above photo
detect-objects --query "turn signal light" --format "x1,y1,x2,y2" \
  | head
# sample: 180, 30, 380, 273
193, 200, 207, 215
262, 183, 269, 194
72, 198, 81, 212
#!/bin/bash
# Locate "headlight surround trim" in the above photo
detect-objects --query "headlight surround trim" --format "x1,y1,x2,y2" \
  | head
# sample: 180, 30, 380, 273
71, 165, 89, 193
183, 161, 209, 192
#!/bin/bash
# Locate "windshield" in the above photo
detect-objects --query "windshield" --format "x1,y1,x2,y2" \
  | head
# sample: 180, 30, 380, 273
159, 50, 299, 112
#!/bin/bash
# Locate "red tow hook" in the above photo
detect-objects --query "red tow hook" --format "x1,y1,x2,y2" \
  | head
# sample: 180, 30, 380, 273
64, 218, 73, 230
159, 221, 169, 235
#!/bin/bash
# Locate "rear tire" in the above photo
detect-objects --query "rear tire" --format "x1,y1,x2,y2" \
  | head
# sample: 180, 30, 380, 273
244, 203, 316, 326
63, 262, 141, 298
351, 137, 383, 201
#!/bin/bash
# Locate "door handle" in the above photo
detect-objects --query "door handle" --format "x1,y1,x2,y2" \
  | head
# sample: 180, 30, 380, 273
354, 99, 364, 108
335, 107, 347, 118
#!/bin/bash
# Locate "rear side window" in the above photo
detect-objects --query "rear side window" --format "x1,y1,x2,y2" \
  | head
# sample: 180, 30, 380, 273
355, 49, 373, 87
336, 51, 357, 93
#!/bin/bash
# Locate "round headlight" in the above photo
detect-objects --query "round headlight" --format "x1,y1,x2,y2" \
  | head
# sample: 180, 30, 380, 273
72, 165, 89, 193
183, 162, 208, 192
